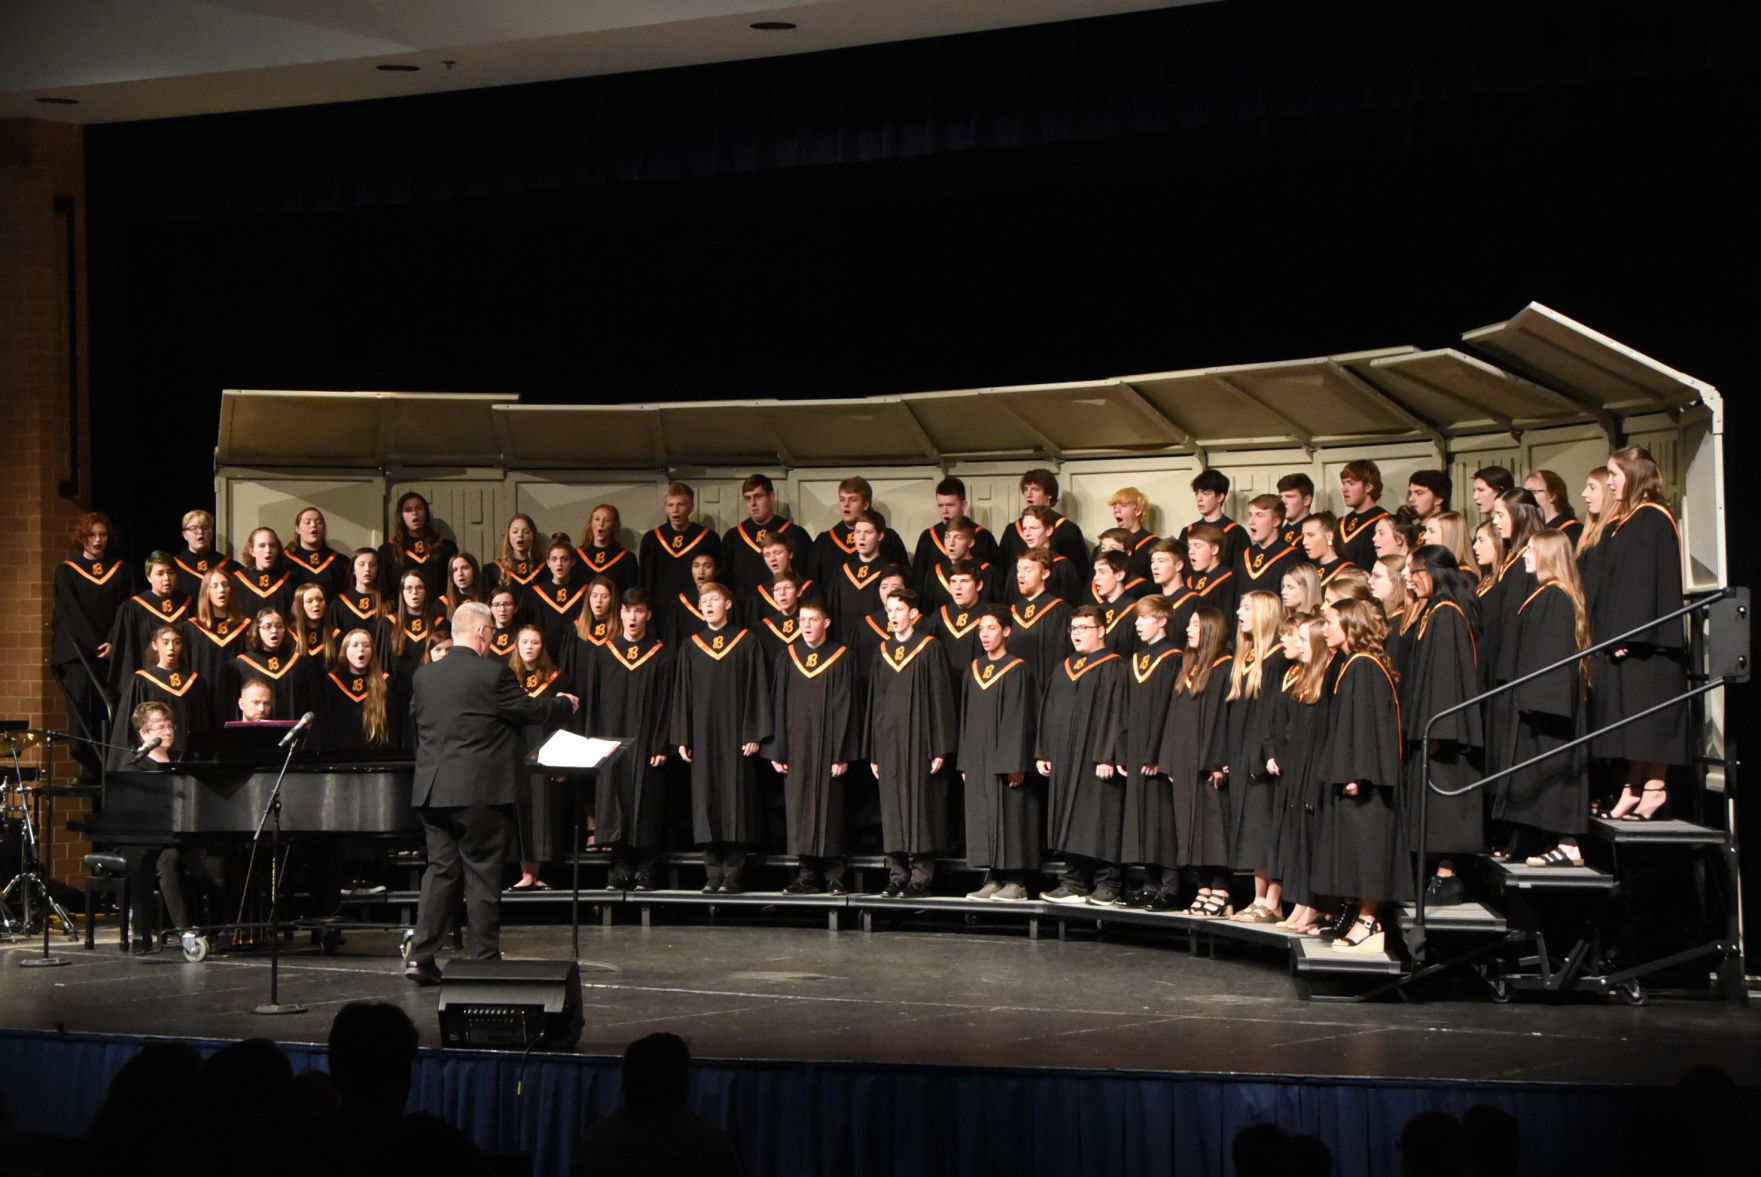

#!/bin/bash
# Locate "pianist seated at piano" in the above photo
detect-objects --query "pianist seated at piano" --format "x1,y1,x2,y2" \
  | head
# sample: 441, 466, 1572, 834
123, 702, 225, 953
109, 625, 212, 770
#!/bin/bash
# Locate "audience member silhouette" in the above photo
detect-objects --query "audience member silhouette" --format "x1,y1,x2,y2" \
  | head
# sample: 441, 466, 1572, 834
1462, 1104, 1520, 1177
76, 1040, 204, 1177
1291, 1132, 1334, 1177
1399, 1110, 1465, 1177
199, 1038, 295, 1171
1232, 1121, 1295, 1176
574, 1032, 743, 1177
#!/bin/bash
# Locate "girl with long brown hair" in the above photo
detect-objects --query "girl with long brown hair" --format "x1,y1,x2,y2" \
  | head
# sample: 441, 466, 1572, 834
291, 581, 339, 666
509, 624, 568, 890
1591, 447, 1688, 820
1494, 530, 1591, 864
1309, 597, 1408, 954
181, 568, 251, 727
378, 491, 457, 601
1164, 607, 1236, 917
577, 503, 640, 597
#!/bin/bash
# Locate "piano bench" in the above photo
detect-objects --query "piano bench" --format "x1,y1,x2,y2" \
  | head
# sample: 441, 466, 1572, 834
81, 854, 130, 952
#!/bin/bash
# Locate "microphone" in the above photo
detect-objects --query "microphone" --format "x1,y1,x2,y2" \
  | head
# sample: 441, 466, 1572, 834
278, 712, 316, 748
128, 736, 162, 765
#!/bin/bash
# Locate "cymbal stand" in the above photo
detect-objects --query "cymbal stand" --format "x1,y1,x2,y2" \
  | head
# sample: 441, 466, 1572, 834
2, 739, 76, 964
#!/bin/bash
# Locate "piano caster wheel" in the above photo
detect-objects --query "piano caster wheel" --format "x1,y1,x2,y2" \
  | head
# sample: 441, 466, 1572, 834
180, 933, 210, 964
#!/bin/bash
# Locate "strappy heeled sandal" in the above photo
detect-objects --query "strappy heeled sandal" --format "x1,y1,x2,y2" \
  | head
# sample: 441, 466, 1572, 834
1332, 916, 1385, 954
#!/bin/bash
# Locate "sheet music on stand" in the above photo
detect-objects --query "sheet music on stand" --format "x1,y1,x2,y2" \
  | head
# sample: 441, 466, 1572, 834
529, 731, 629, 960
531, 730, 624, 770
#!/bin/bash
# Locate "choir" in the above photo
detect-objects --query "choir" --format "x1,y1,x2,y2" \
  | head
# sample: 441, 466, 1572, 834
51, 450, 1691, 946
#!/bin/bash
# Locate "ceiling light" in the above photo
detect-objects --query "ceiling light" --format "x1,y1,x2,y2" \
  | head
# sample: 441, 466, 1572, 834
376, 63, 421, 72
750, 21, 797, 30
36, 96, 79, 105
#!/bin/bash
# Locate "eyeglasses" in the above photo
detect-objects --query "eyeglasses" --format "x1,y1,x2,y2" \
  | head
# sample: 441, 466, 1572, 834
1068, 623, 1099, 632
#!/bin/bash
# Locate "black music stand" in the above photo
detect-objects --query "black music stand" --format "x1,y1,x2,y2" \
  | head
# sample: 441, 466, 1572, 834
527, 735, 629, 961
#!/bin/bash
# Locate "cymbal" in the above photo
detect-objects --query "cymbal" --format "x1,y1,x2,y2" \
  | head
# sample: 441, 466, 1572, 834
0, 728, 46, 752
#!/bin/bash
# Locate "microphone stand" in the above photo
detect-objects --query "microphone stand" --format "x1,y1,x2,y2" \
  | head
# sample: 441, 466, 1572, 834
251, 726, 308, 1015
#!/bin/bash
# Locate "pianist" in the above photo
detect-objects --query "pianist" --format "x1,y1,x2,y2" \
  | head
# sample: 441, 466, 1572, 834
124, 702, 225, 953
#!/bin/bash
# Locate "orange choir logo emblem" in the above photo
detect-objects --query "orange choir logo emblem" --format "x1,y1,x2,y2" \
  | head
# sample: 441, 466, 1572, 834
1023, 604, 1037, 619
756, 529, 769, 545
412, 619, 425, 634
627, 645, 639, 660
783, 620, 796, 635
1072, 656, 1087, 671
414, 540, 426, 555
806, 652, 819, 668
712, 634, 725, 650
93, 562, 103, 575
671, 535, 683, 550
352, 677, 365, 692
169, 673, 182, 688
268, 657, 281, 671
556, 589, 567, 603
956, 612, 969, 627
1139, 654, 1151, 672
983, 663, 995, 680
161, 599, 173, 612
258, 574, 270, 588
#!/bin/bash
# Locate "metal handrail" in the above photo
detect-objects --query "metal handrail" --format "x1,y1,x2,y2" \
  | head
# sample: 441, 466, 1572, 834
1408, 586, 1735, 956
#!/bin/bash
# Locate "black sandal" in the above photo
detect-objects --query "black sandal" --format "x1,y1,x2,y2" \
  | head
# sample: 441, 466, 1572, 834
1524, 844, 1584, 868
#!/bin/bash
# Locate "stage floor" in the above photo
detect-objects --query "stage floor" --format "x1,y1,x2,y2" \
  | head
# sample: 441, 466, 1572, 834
3, 916, 1757, 1089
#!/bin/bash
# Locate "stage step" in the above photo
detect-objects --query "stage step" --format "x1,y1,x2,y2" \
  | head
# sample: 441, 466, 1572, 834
1589, 816, 1728, 845
1396, 900, 1506, 934
1492, 860, 1616, 892
1291, 935, 1404, 975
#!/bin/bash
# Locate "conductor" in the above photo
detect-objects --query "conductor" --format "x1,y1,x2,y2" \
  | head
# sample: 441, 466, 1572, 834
404, 601, 578, 984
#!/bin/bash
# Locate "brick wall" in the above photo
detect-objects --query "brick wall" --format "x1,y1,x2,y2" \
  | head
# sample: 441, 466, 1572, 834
0, 119, 92, 885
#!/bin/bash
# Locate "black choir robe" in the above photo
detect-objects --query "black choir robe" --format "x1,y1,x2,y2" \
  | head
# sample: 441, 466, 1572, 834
510, 666, 566, 861
671, 626, 772, 847
1278, 516, 1309, 552
382, 612, 447, 699
328, 591, 389, 647
1233, 540, 1299, 599
829, 555, 888, 648
171, 548, 228, 600
487, 625, 519, 662
744, 577, 815, 631
580, 636, 675, 850
1012, 552, 1082, 606
1182, 567, 1238, 626
1586, 501, 1689, 766
1224, 649, 1290, 871
1545, 513, 1584, 547
1092, 588, 1143, 659
576, 542, 640, 598
377, 535, 457, 601
930, 604, 986, 698
1311, 652, 1411, 901
105, 590, 193, 690
529, 579, 590, 658
1037, 650, 1127, 862
1315, 558, 1356, 588
809, 520, 909, 588
916, 557, 1001, 613
762, 641, 863, 858
1479, 547, 1534, 693
230, 561, 298, 624
639, 522, 722, 643
225, 644, 320, 723
956, 653, 1040, 870
722, 516, 811, 597
1402, 599, 1486, 855
179, 615, 251, 728
1008, 594, 1072, 701
867, 632, 955, 855
1491, 583, 1588, 837
1265, 665, 1331, 904
754, 606, 803, 667
109, 664, 213, 769
999, 512, 1089, 569
1335, 505, 1390, 571
315, 667, 403, 756
1118, 639, 1181, 870
287, 544, 349, 597
1164, 657, 1234, 869
851, 611, 892, 671
912, 521, 1003, 584
485, 555, 544, 607
1179, 516, 1248, 570
1111, 528, 1159, 583
54, 555, 135, 675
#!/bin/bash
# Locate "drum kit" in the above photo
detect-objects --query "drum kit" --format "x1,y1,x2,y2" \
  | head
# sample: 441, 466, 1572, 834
1, 724, 82, 949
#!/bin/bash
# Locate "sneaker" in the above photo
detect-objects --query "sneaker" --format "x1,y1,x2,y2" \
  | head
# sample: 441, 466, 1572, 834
879, 881, 906, 898
1041, 886, 1090, 906
782, 878, 824, 895
1087, 891, 1121, 907
901, 880, 932, 898
965, 880, 1004, 900
990, 882, 1029, 902
825, 879, 849, 896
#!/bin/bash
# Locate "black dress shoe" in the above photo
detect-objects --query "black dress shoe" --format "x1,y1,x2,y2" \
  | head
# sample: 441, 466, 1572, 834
719, 882, 744, 895
901, 881, 932, 898
879, 882, 905, 898
1425, 874, 1465, 906
404, 957, 442, 986
782, 878, 821, 895
825, 879, 849, 896
701, 882, 721, 894
1146, 892, 1178, 912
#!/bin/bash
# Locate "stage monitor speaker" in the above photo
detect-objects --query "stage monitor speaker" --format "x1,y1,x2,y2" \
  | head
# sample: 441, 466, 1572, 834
437, 959, 583, 1050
